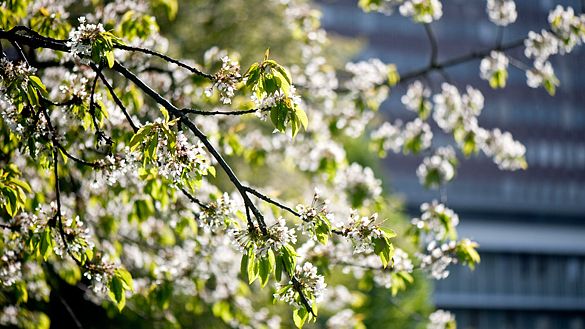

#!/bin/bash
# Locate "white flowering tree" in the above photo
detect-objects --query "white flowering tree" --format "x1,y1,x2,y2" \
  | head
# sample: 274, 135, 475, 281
0, 0, 583, 328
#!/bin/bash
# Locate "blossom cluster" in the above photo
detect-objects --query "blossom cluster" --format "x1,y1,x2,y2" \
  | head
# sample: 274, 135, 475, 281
370, 120, 403, 155
372, 248, 414, 289
339, 211, 385, 254
433, 83, 483, 133
399, 0, 443, 23
427, 309, 456, 329
403, 118, 433, 153
206, 56, 242, 104
482, 128, 527, 170
345, 59, 389, 91
523, 6, 585, 92
334, 163, 382, 206
416, 146, 457, 188
66, 17, 105, 61
411, 200, 459, 241
401, 81, 432, 118
198, 193, 238, 231
417, 240, 457, 280
232, 217, 297, 258
296, 191, 334, 239
486, 0, 517, 26
479, 51, 509, 87
0, 93, 23, 135
251, 85, 302, 111
274, 262, 326, 307
0, 58, 37, 87
160, 132, 211, 182
91, 148, 139, 189
360, 0, 443, 23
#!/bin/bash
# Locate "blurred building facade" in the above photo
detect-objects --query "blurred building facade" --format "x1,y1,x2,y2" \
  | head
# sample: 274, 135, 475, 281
318, 0, 585, 328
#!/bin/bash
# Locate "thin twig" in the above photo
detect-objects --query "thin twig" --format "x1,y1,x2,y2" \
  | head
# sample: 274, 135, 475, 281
423, 23, 438, 67
180, 187, 210, 211
244, 186, 300, 217
114, 44, 214, 80
56, 293, 84, 329
182, 107, 270, 116
495, 26, 504, 49
399, 37, 525, 84
92, 65, 139, 133
0, 223, 18, 231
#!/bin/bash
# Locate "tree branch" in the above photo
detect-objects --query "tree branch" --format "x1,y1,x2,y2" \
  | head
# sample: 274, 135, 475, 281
111, 62, 267, 234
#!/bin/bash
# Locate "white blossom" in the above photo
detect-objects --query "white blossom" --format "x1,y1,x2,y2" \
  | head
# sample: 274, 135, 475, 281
417, 146, 457, 188
207, 55, 241, 104
66, 17, 105, 62
402, 118, 433, 153
428, 309, 456, 329
526, 60, 559, 91
345, 59, 389, 91
411, 200, 459, 241
479, 51, 509, 84
486, 0, 517, 26
339, 211, 384, 254
370, 120, 404, 154
482, 128, 527, 170
401, 80, 432, 117
335, 163, 382, 205
524, 30, 559, 62
274, 262, 326, 307
399, 0, 443, 23
417, 240, 457, 279
327, 309, 359, 329
548, 5, 585, 54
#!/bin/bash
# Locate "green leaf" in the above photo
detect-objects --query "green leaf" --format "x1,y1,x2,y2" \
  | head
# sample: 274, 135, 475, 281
147, 131, 159, 161
16, 281, 28, 303
129, 125, 152, 151
380, 226, 396, 238
29, 75, 47, 95
263, 75, 278, 94
293, 308, 308, 328
105, 50, 115, 68
295, 108, 308, 130
247, 251, 258, 284
108, 276, 126, 312
40, 228, 53, 261
85, 247, 94, 262
281, 244, 297, 275
258, 256, 272, 287
240, 253, 249, 282
274, 64, 292, 85
274, 254, 283, 281
245, 63, 260, 88
314, 219, 330, 245
374, 237, 394, 268
115, 268, 134, 291
153, 0, 178, 20
544, 79, 556, 96
387, 64, 400, 86
160, 107, 170, 122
